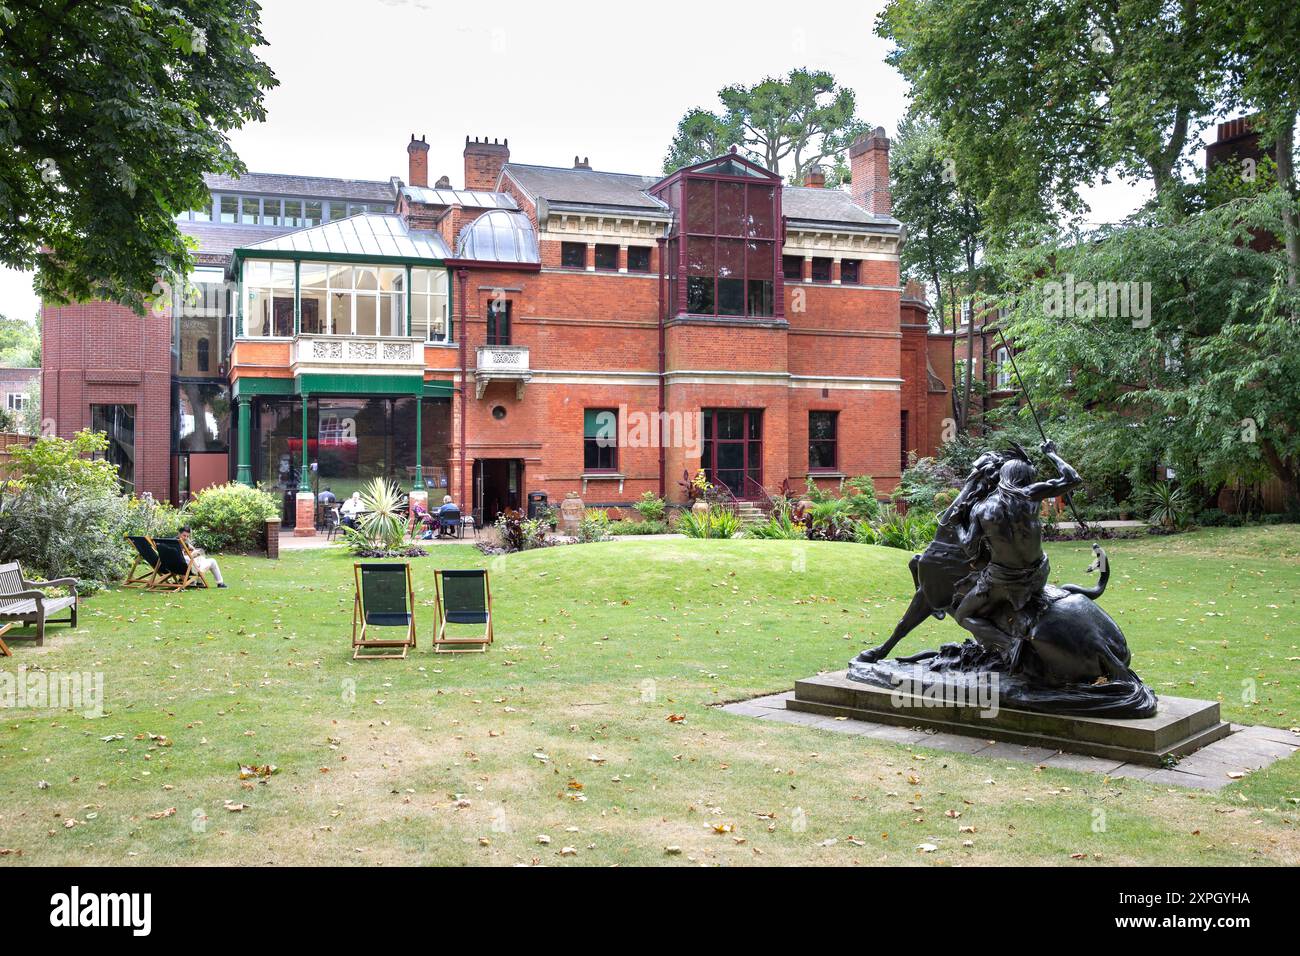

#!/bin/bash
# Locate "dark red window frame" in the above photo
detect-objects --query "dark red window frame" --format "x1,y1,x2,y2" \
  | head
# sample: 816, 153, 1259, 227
560, 242, 587, 269
627, 245, 652, 272
594, 243, 619, 271
808, 410, 838, 472
701, 408, 763, 499
840, 259, 861, 284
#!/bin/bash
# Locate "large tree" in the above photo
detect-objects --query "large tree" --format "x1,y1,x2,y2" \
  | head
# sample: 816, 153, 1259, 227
878, 0, 1222, 236
0, 309, 39, 366
663, 68, 867, 183
0, 1, 276, 311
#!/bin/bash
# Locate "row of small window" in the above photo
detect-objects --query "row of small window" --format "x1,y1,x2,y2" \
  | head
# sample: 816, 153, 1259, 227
241, 261, 449, 340
579, 408, 842, 474
781, 256, 864, 284
183, 195, 393, 227
559, 242, 653, 272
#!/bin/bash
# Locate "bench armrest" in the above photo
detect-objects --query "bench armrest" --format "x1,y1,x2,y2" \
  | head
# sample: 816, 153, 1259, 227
1, 589, 52, 604
23, 577, 79, 589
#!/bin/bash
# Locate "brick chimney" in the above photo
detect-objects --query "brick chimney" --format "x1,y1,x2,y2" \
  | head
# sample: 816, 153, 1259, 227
802, 164, 826, 188
464, 136, 509, 191
407, 134, 429, 188
849, 127, 891, 215
574, 156, 591, 170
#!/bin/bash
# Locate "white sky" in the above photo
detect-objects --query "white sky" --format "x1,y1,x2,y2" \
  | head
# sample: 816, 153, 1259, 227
0, 0, 1198, 324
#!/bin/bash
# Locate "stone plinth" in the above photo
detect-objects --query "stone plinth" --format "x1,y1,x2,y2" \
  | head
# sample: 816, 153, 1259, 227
788, 671, 1230, 766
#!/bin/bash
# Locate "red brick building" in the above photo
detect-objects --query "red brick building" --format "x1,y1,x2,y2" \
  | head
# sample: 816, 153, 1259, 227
42, 129, 954, 532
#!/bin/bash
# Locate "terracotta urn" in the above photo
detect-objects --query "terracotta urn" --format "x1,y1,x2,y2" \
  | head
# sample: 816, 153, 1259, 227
559, 491, 585, 535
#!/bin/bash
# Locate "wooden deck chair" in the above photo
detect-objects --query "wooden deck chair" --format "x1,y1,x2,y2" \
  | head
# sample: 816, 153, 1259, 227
149, 537, 208, 592
432, 568, 493, 653
0, 622, 13, 657
352, 562, 416, 659
124, 535, 162, 588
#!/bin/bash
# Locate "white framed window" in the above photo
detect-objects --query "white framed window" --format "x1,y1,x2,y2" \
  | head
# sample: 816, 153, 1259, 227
410, 268, 449, 342
6, 392, 27, 412
296, 261, 405, 337
995, 347, 1012, 389
242, 260, 295, 337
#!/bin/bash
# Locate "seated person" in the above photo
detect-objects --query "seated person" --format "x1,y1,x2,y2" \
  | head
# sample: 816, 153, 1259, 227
178, 526, 227, 589
317, 487, 337, 507
340, 491, 364, 529
410, 501, 436, 539
436, 495, 461, 536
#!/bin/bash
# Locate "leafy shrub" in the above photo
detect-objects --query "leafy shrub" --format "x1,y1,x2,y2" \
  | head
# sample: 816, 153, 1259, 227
932, 488, 959, 513
0, 481, 131, 594
491, 508, 551, 553
840, 475, 882, 521
607, 519, 669, 535
1136, 481, 1192, 529
858, 507, 938, 550
335, 478, 414, 555
678, 505, 742, 539
745, 506, 805, 540
125, 496, 186, 538
0, 431, 133, 590
576, 508, 611, 543
188, 482, 280, 552
632, 491, 667, 522
894, 455, 961, 512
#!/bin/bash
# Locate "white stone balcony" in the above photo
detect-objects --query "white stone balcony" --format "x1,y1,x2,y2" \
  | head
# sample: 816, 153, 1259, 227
291, 335, 426, 376
475, 345, 531, 399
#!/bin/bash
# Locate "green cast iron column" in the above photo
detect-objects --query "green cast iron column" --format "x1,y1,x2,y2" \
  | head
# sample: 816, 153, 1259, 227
413, 394, 423, 490
298, 394, 311, 493
236, 398, 252, 486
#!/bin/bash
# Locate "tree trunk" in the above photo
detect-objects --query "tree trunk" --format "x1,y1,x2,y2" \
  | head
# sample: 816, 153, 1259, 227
961, 297, 975, 433
1260, 437, 1300, 513
1274, 115, 1299, 295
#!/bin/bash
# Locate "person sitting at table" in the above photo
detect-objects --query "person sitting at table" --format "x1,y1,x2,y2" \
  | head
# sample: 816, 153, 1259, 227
340, 491, 364, 529
178, 526, 227, 589
436, 495, 461, 537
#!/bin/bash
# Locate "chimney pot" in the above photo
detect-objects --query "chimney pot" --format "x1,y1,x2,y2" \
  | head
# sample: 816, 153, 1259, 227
464, 135, 510, 191
802, 164, 827, 188
406, 133, 430, 189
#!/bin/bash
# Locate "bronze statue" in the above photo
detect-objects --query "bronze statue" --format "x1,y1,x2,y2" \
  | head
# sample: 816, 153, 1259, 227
851, 441, 1157, 717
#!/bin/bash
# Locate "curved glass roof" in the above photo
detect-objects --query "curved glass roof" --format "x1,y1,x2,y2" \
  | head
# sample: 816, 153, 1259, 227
455, 209, 540, 264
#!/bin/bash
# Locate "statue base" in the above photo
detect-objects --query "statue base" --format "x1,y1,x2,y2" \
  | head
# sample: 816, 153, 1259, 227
788, 671, 1229, 767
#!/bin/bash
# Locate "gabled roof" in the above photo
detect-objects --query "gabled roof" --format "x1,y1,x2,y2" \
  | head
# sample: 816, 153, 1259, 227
202, 171, 396, 202
234, 214, 451, 262
402, 185, 518, 209
501, 163, 669, 217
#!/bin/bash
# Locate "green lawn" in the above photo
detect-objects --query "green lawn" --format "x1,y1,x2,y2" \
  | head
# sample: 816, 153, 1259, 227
1, 527, 1297, 866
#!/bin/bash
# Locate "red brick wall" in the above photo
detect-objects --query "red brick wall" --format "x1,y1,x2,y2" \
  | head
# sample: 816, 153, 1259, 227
41, 299, 172, 500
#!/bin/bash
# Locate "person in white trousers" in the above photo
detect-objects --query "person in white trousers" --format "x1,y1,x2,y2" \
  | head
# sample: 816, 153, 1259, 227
178, 526, 227, 588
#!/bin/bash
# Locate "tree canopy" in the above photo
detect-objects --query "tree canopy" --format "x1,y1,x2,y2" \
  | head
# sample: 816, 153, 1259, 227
0, 1, 277, 311
664, 68, 867, 183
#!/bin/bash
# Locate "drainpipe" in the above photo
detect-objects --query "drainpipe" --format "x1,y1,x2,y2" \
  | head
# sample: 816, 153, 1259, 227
656, 235, 667, 499
457, 267, 469, 508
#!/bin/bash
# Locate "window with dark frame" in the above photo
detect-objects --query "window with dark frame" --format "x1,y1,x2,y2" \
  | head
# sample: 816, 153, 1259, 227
839, 259, 860, 284
90, 403, 137, 493
682, 173, 777, 318
561, 242, 587, 269
487, 299, 512, 346
583, 408, 618, 472
808, 411, 838, 471
627, 246, 652, 272
782, 255, 804, 281
811, 257, 832, 283
594, 244, 619, 270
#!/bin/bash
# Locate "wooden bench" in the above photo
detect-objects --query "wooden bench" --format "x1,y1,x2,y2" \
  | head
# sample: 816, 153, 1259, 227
0, 561, 79, 647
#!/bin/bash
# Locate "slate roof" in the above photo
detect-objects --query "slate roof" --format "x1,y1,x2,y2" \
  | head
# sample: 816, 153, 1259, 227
500, 163, 898, 230
501, 164, 668, 216
202, 171, 396, 202
181, 221, 298, 261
